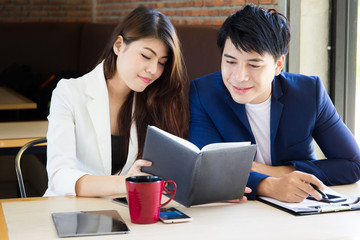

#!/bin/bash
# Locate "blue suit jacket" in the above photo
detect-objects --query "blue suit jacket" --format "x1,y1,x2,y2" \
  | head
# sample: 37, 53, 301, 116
189, 71, 360, 200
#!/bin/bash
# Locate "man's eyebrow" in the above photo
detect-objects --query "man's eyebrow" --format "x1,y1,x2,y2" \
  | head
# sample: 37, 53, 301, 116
224, 53, 263, 62
224, 53, 236, 60
144, 47, 168, 59
247, 58, 264, 62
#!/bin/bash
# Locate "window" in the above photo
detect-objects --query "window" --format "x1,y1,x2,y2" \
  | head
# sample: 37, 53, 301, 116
356, 1, 360, 144
330, 0, 358, 144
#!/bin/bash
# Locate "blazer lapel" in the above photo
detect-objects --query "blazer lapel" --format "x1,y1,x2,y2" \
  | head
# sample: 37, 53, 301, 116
270, 76, 284, 156
120, 119, 138, 175
224, 94, 255, 141
120, 98, 138, 175
223, 75, 284, 149
85, 64, 111, 174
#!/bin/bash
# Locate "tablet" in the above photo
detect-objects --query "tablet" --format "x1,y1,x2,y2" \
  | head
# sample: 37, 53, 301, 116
52, 210, 130, 238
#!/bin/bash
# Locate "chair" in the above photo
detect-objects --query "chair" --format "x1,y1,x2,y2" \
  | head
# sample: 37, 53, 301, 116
15, 138, 47, 198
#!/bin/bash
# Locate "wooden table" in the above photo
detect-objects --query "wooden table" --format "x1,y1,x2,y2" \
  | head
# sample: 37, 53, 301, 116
0, 121, 48, 148
0, 87, 37, 110
1, 182, 360, 240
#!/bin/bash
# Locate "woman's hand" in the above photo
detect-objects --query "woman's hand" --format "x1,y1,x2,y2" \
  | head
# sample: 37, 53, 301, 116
125, 159, 152, 178
257, 171, 325, 203
75, 160, 153, 197
227, 187, 252, 202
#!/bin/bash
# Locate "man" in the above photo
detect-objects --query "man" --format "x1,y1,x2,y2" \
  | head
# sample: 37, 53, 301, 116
189, 4, 360, 202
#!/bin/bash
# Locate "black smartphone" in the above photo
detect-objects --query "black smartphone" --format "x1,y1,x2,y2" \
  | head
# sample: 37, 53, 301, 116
112, 197, 128, 207
307, 194, 347, 203
159, 207, 192, 223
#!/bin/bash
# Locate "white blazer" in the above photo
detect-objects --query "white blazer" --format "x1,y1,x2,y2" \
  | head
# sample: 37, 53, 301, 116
44, 62, 138, 196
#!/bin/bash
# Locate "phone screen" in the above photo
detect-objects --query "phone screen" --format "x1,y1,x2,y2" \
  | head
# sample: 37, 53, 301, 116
159, 207, 192, 223
307, 194, 347, 203
112, 197, 128, 207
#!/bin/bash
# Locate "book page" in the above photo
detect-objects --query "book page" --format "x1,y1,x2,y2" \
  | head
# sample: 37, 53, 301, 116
201, 141, 251, 151
150, 126, 200, 153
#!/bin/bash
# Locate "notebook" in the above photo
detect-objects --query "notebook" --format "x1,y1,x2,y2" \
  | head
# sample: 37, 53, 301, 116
258, 187, 360, 216
142, 125, 257, 207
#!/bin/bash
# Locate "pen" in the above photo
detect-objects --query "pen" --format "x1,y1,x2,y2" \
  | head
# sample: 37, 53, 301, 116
310, 183, 328, 200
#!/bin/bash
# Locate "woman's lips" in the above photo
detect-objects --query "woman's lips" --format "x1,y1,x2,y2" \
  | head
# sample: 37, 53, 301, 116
232, 85, 252, 94
139, 76, 151, 84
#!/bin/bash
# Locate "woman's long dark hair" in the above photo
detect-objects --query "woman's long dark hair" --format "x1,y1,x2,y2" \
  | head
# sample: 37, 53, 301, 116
99, 6, 189, 159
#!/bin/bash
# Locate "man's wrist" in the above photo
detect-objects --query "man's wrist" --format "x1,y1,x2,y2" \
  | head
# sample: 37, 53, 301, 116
257, 176, 275, 197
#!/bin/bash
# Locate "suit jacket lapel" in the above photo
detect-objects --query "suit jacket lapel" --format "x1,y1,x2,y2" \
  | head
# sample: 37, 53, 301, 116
224, 94, 254, 141
223, 75, 284, 150
85, 63, 111, 174
270, 76, 284, 158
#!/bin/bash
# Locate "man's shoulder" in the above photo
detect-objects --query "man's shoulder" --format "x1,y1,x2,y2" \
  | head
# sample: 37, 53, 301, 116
191, 71, 224, 92
192, 71, 222, 84
275, 72, 323, 101
278, 72, 320, 86
190, 71, 227, 100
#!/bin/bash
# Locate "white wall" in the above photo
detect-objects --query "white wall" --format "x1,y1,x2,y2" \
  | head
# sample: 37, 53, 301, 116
299, 0, 330, 90
285, 0, 330, 158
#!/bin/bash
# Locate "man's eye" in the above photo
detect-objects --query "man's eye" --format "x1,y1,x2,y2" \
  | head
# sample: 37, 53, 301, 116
141, 54, 150, 60
250, 64, 260, 68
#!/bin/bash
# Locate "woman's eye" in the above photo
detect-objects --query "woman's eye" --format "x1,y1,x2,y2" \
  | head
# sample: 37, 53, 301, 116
141, 54, 150, 60
226, 61, 235, 64
158, 62, 165, 67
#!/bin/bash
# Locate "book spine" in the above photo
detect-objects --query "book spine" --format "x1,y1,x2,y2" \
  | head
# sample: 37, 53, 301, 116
185, 153, 203, 207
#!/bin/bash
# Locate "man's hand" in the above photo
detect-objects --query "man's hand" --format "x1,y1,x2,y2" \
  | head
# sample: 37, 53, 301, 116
251, 161, 295, 178
257, 171, 325, 203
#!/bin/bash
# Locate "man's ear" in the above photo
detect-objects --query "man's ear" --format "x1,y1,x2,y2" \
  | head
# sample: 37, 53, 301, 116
113, 35, 124, 55
275, 55, 285, 76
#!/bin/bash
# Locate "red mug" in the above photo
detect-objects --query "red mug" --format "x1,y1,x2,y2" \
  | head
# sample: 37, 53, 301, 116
125, 176, 177, 224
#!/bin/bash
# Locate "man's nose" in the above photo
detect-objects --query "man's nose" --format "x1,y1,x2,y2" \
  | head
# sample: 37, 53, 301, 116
232, 64, 249, 82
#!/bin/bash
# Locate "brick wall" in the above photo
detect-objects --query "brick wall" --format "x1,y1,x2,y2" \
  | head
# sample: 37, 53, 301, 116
1, 0, 277, 25
96, 0, 277, 25
1, 0, 93, 23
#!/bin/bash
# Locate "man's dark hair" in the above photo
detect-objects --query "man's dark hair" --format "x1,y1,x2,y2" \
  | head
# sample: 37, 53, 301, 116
217, 4, 290, 60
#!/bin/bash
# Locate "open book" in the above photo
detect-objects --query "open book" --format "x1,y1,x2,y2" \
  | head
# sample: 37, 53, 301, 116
142, 125, 257, 207
258, 187, 360, 216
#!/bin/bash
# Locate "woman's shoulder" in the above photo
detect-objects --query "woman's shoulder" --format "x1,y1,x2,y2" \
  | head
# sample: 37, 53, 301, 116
55, 63, 105, 94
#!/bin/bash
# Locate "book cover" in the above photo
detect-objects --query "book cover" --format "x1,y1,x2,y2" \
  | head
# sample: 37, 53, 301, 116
142, 125, 257, 207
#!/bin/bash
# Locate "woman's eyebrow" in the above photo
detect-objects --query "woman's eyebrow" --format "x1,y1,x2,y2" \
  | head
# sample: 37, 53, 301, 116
144, 47, 168, 59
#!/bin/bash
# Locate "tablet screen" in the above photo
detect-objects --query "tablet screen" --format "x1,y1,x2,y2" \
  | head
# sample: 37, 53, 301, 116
52, 210, 130, 237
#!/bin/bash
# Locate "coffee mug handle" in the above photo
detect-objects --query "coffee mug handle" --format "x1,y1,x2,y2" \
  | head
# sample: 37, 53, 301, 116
160, 180, 177, 207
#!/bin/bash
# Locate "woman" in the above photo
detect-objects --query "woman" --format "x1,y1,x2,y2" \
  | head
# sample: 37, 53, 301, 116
44, 7, 189, 197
